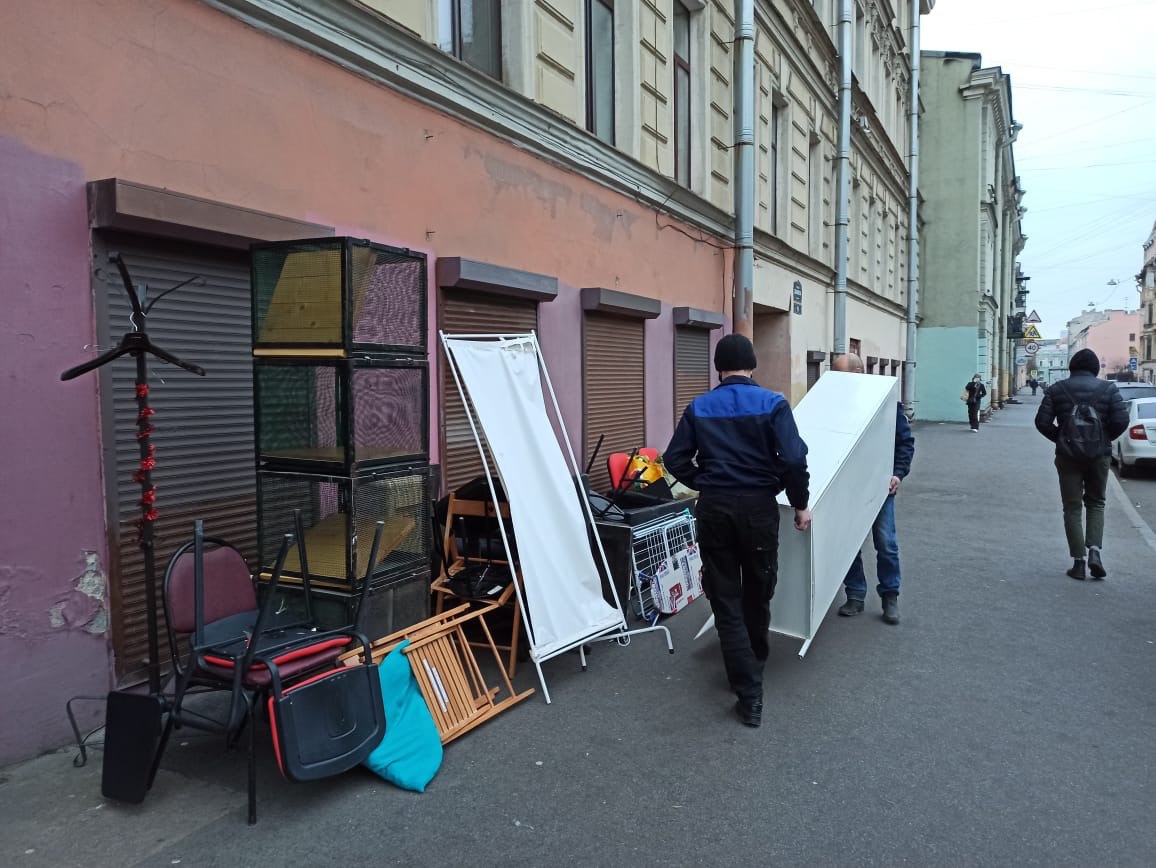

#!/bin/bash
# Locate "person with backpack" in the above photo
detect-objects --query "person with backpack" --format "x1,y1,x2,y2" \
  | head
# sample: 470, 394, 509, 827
1034, 348, 1129, 580
963, 374, 987, 432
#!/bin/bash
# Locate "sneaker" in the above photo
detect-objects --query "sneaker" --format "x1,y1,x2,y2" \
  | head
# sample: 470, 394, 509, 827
734, 699, 763, 728
970, 428, 979, 433
1087, 549, 1106, 580
1067, 559, 1087, 581
881, 594, 899, 624
838, 597, 865, 617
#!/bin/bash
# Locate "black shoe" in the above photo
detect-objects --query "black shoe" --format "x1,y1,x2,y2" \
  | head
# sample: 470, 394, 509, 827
1067, 559, 1087, 581
734, 699, 762, 728
838, 598, 865, 617
881, 594, 899, 625
1087, 549, 1106, 580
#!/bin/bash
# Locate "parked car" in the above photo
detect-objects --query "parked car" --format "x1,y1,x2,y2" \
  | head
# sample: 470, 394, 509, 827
1115, 382, 1156, 403
1113, 397, 1156, 478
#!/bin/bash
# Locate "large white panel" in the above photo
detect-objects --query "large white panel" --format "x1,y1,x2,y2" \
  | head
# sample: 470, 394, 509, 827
772, 372, 898, 647
699, 372, 898, 651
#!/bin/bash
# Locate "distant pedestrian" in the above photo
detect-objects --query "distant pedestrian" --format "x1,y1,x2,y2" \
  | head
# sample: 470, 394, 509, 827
963, 374, 987, 431
1034, 348, 1129, 580
665, 334, 811, 729
1029, 378, 1039, 396
831, 354, 915, 625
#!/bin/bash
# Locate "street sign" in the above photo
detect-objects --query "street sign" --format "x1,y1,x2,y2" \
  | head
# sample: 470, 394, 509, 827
1130, 357, 1139, 371
1025, 341, 1040, 354
1024, 309, 1042, 323
1129, 346, 1139, 356
792, 280, 803, 315
1022, 324, 1042, 340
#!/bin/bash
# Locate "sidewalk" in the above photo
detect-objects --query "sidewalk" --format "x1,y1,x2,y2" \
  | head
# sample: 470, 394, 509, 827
3, 397, 1154, 867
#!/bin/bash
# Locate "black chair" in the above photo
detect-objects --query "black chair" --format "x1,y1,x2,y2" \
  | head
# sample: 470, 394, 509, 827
154, 517, 386, 824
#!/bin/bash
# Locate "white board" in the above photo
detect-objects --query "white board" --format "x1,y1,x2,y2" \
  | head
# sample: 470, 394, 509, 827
444, 337, 624, 660
698, 371, 898, 654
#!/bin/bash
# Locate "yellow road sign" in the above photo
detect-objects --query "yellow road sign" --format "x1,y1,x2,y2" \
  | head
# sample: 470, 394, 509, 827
1023, 324, 1042, 340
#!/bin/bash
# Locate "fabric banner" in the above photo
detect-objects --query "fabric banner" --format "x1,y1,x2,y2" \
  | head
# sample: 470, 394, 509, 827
444, 337, 623, 660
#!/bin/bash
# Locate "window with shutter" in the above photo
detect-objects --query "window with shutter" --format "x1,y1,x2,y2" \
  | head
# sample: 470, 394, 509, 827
673, 326, 711, 426
96, 236, 254, 684
439, 289, 538, 491
584, 312, 646, 491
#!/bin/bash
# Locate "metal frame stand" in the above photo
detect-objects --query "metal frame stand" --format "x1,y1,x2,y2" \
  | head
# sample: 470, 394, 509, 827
440, 331, 672, 704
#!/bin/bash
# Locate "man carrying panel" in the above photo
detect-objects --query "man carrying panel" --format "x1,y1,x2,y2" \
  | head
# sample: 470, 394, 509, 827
665, 334, 811, 729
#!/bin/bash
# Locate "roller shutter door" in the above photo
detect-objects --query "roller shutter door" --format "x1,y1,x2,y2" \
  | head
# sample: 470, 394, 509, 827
673, 326, 711, 426
97, 236, 255, 683
584, 313, 646, 491
440, 289, 538, 492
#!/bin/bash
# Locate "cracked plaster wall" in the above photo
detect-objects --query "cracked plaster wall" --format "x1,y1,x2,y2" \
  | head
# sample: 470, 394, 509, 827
0, 137, 111, 766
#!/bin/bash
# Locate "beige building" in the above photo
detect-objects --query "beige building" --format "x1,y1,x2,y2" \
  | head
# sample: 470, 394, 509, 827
353, 0, 929, 401
1138, 221, 1156, 384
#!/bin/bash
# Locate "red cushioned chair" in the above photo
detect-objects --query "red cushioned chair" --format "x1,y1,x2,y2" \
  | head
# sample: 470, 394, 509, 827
154, 515, 382, 824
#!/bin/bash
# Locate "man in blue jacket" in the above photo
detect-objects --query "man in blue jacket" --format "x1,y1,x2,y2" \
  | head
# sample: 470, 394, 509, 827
665, 334, 811, 728
831, 354, 915, 624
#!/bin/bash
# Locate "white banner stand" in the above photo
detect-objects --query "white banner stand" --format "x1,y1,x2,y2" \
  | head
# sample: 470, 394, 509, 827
695, 371, 899, 657
441, 332, 673, 703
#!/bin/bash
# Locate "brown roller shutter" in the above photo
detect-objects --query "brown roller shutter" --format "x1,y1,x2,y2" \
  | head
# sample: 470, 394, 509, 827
674, 326, 711, 426
95, 236, 255, 684
584, 312, 646, 491
440, 289, 538, 491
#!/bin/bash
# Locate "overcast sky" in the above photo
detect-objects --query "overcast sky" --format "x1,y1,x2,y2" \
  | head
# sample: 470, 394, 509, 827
921, 0, 1156, 339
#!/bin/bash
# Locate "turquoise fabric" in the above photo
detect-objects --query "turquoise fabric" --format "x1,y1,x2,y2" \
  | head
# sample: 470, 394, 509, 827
363, 640, 443, 792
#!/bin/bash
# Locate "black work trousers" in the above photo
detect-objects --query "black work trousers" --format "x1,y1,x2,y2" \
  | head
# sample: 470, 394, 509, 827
695, 493, 780, 704
967, 402, 980, 430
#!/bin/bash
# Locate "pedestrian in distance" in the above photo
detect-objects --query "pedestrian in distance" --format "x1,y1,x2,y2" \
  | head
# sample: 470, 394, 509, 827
962, 374, 987, 432
1034, 348, 1129, 580
665, 334, 811, 729
830, 354, 915, 625
1029, 377, 1039, 396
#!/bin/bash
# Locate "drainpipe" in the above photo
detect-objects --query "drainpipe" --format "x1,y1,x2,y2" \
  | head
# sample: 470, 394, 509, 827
733, 0, 755, 338
902, 2, 921, 414
832, 0, 853, 354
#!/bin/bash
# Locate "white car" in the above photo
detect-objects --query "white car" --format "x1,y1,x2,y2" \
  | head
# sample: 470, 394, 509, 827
1113, 397, 1156, 477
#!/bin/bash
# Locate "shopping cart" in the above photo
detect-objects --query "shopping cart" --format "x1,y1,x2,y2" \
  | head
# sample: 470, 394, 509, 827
628, 509, 702, 623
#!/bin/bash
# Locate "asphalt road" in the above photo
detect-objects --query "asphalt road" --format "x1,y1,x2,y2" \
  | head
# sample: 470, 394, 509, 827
3, 396, 1154, 867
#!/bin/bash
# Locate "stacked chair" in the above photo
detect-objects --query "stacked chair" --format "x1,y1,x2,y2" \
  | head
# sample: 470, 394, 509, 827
157, 515, 387, 824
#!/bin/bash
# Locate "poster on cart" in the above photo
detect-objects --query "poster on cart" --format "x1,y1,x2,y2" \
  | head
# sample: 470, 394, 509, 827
697, 371, 899, 656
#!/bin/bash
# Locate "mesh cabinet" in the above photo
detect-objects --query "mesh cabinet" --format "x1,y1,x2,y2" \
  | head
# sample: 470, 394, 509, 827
252, 237, 427, 355
255, 357, 428, 473
257, 466, 433, 590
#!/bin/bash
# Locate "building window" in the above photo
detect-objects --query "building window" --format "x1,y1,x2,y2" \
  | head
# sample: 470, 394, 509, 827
673, 1, 691, 187
1129, 332, 1136, 341
586, 0, 615, 144
439, 0, 502, 80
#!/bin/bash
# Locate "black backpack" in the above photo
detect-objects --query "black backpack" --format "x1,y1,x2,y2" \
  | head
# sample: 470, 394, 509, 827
1057, 381, 1106, 463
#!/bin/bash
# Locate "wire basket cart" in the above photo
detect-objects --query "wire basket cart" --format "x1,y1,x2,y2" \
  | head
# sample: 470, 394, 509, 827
628, 509, 703, 623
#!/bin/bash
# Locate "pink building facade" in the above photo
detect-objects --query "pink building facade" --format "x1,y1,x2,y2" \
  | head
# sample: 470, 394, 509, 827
1069, 309, 1142, 378
0, 0, 742, 763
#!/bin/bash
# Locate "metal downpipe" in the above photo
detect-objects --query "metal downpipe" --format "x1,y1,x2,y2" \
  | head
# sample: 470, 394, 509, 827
833, 0, 853, 354
902, 3, 922, 414
733, 0, 755, 337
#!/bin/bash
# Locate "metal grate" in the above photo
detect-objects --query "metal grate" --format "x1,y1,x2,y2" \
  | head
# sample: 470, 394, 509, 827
628, 511, 698, 622
257, 467, 432, 589
255, 359, 427, 473
351, 247, 426, 351
252, 237, 427, 354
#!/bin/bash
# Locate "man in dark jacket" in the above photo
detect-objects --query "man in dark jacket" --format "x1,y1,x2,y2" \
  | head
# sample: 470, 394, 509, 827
1034, 348, 1129, 580
829, 354, 916, 625
964, 374, 987, 431
665, 334, 811, 728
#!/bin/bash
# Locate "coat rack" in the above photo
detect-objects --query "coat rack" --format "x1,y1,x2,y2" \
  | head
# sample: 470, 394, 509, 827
62, 253, 206, 695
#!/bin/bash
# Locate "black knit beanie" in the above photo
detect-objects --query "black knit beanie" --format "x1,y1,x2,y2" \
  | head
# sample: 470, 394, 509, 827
1068, 348, 1100, 376
714, 334, 758, 372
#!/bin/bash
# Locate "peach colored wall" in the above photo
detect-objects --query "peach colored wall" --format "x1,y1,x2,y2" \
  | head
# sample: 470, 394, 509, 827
1071, 310, 1141, 375
0, 0, 733, 761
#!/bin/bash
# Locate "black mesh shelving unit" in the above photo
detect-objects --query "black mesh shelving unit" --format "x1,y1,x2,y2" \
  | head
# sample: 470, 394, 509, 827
250, 237, 433, 633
